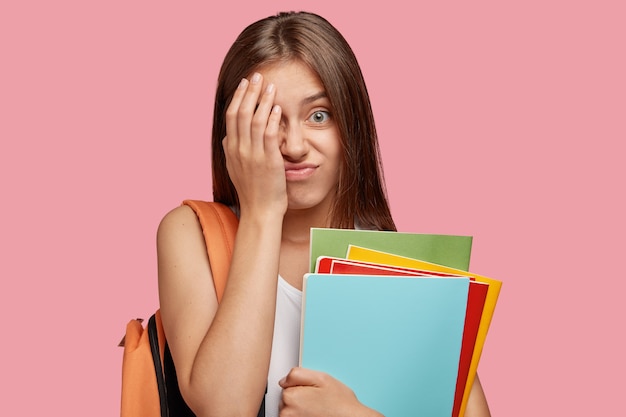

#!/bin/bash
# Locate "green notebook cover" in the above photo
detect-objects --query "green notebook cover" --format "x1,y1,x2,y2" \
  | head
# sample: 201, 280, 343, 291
309, 228, 472, 273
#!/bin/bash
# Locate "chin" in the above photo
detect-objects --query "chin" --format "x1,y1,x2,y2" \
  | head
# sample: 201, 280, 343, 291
286, 200, 318, 211
286, 191, 335, 213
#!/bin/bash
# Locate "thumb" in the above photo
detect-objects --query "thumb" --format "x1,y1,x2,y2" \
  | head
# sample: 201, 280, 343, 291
279, 367, 319, 388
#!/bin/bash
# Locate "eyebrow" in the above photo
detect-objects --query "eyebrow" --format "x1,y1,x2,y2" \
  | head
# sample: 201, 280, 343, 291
301, 92, 328, 106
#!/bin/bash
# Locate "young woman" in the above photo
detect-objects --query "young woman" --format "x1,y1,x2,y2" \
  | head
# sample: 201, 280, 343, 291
157, 11, 491, 417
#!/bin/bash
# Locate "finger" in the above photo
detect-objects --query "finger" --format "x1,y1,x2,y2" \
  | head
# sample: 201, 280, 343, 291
225, 77, 249, 150
251, 82, 277, 153
278, 396, 290, 413
279, 367, 322, 388
263, 103, 282, 153
236, 72, 264, 147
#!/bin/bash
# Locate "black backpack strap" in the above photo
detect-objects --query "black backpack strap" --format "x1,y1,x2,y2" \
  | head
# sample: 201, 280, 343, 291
163, 343, 195, 416
148, 314, 169, 417
257, 386, 266, 417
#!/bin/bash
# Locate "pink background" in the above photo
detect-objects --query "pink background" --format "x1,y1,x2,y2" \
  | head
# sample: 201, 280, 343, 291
1, 1, 624, 415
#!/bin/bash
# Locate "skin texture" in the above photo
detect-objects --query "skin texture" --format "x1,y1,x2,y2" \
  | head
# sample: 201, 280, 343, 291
157, 60, 491, 417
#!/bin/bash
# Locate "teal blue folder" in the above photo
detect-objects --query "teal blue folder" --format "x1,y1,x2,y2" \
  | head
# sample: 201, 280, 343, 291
300, 273, 469, 417
308, 228, 473, 273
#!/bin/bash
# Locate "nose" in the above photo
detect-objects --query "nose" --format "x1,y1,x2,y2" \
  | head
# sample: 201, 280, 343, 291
279, 124, 309, 161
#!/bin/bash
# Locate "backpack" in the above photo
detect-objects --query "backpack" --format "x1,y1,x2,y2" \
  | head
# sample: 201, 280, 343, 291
119, 200, 265, 417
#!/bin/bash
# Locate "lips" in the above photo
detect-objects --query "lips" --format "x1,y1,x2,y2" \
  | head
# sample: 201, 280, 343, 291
284, 162, 318, 181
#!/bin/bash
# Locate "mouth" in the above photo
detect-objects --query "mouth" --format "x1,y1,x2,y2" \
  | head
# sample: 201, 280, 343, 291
284, 163, 318, 181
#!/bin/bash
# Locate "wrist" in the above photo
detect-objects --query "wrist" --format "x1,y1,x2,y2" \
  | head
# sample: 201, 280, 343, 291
238, 207, 284, 228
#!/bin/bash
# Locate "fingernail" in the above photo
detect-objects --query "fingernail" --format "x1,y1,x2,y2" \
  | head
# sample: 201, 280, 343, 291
272, 104, 281, 113
266, 83, 274, 94
251, 72, 261, 84
238, 78, 248, 89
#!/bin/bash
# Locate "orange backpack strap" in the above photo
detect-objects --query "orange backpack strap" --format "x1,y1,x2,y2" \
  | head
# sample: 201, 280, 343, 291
182, 200, 238, 303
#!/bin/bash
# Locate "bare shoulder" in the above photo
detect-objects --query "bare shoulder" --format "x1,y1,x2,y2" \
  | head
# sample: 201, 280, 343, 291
156, 204, 210, 287
157, 204, 214, 259
157, 204, 202, 243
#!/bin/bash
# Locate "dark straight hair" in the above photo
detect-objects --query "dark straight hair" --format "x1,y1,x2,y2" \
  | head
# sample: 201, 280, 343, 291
211, 11, 396, 231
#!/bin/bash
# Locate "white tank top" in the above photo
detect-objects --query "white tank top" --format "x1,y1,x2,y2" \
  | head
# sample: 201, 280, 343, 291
265, 275, 302, 417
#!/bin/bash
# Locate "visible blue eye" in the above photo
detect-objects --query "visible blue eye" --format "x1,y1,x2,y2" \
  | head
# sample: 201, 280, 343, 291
309, 111, 330, 123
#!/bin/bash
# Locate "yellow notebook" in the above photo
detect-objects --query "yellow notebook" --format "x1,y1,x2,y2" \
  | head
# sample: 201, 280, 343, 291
346, 245, 502, 417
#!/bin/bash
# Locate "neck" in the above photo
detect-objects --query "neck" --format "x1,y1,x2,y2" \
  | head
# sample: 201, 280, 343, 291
282, 206, 331, 245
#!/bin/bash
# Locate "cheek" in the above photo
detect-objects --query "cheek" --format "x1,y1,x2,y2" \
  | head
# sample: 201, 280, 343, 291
310, 127, 343, 171
326, 129, 343, 165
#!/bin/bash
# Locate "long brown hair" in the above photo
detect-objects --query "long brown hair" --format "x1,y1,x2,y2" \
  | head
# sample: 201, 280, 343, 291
212, 11, 396, 231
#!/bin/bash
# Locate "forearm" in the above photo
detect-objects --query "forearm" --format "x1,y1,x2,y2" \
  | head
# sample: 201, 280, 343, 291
184, 213, 283, 416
